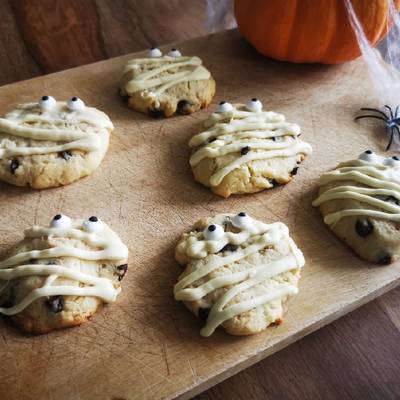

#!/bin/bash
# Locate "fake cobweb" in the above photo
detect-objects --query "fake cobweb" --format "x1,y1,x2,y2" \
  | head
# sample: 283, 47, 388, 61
206, 0, 400, 151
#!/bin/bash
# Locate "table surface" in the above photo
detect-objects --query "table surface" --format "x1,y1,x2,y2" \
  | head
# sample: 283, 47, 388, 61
1, 1, 399, 399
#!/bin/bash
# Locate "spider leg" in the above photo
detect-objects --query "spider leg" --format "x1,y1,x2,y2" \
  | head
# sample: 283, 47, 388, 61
360, 107, 389, 119
385, 105, 394, 119
355, 115, 388, 123
393, 125, 400, 149
386, 127, 395, 150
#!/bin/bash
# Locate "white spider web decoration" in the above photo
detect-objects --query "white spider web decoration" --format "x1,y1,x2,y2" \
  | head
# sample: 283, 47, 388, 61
345, 0, 400, 150
206, 0, 236, 33
345, 0, 400, 107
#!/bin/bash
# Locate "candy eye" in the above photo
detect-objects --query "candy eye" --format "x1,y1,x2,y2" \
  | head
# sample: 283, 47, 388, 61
39, 95, 56, 110
246, 98, 263, 112
217, 101, 234, 113
148, 47, 162, 58
203, 224, 224, 240
50, 214, 71, 229
383, 156, 400, 167
358, 150, 376, 162
83, 216, 103, 233
168, 48, 182, 57
67, 97, 85, 111
232, 212, 252, 229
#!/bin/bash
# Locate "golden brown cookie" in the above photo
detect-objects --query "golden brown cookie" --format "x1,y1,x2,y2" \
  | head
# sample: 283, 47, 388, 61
313, 150, 400, 264
189, 99, 312, 197
0, 214, 128, 334
120, 48, 215, 117
0, 96, 113, 189
174, 213, 305, 336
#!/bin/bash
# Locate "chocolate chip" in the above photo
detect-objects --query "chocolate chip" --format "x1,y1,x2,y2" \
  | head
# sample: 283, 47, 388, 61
355, 219, 373, 237
385, 196, 400, 206
290, 167, 299, 176
148, 108, 164, 118
269, 179, 278, 187
0, 285, 16, 308
241, 146, 250, 155
9, 159, 19, 174
89, 216, 98, 222
177, 100, 192, 115
45, 295, 64, 313
117, 264, 128, 281
59, 150, 72, 160
219, 243, 238, 253
198, 307, 211, 322
45, 259, 60, 265
121, 93, 129, 103
377, 252, 393, 265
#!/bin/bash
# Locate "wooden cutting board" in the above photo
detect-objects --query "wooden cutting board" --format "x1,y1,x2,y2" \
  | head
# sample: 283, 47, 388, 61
1, 29, 399, 400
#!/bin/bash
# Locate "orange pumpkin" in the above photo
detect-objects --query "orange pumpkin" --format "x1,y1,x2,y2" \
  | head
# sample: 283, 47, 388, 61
234, 0, 400, 64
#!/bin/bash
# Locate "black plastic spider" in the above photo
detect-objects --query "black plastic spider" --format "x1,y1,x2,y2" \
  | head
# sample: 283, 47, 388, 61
355, 105, 400, 150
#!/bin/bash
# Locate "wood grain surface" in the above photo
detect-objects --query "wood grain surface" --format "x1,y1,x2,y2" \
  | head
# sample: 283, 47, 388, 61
1, 2, 400, 400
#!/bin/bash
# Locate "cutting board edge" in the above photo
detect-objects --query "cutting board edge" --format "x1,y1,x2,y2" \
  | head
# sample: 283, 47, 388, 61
173, 275, 400, 400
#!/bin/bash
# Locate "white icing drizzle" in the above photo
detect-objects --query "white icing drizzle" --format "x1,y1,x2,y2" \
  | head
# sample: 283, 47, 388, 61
0, 100, 113, 159
174, 214, 305, 337
0, 217, 128, 315
121, 54, 211, 97
312, 152, 400, 225
189, 104, 312, 186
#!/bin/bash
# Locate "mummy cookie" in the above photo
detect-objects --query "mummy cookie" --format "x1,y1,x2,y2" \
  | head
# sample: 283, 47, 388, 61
0, 215, 128, 333
189, 100, 313, 197
174, 213, 305, 336
120, 48, 216, 117
312, 150, 400, 264
0, 97, 113, 189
